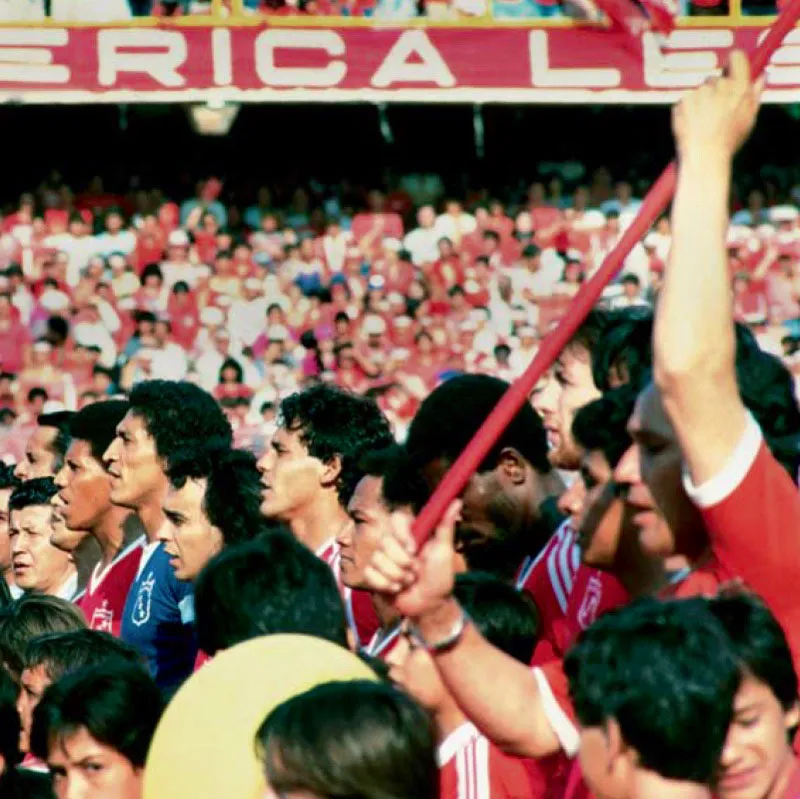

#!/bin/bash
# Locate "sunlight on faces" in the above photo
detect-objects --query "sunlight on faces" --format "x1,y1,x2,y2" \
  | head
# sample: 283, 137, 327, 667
532, 349, 600, 471
103, 412, 168, 511
626, 385, 706, 559
0, 487, 12, 574
385, 624, 447, 715
17, 664, 50, 753
46, 726, 143, 799
161, 478, 223, 582
341, 475, 389, 590
48, 498, 88, 553
257, 426, 334, 521
9, 505, 74, 593
717, 677, 800, 799
14, 426, 60, 480
54, 439, 113, 534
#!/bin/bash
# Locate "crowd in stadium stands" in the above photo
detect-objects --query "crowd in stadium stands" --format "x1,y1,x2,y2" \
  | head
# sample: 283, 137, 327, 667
0, 167, 799, 464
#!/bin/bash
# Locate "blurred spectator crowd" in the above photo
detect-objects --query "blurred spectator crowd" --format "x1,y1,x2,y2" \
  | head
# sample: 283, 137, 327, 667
1, 170, 799, 464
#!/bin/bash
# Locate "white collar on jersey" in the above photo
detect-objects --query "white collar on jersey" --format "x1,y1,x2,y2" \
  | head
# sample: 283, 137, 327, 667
437, 722, 480, 767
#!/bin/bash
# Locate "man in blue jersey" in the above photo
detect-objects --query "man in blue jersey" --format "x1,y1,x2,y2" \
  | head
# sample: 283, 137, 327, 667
102, 379, 232, 695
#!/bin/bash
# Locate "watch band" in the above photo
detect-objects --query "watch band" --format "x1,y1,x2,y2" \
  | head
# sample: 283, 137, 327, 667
409, 606, 470, 653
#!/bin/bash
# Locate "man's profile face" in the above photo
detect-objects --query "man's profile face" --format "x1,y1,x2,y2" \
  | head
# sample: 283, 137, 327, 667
17, 663, 50, 753
532, 347, 600, 471
15, 426, 59, 480
54, 439, 112, 534
103, 412, 167, 511
10, 504, 74, 594
0, 487, 13, 574
341, 476, 389, 590
257, 426, 326, 522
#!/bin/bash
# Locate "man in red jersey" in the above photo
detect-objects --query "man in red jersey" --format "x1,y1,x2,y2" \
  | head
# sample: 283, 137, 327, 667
54, 400, 144, 636
654, 51, 800, 668
256, 383, 395, 648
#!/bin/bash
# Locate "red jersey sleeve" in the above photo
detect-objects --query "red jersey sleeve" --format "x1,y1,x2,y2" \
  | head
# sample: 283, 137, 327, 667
683, 414, 800, 664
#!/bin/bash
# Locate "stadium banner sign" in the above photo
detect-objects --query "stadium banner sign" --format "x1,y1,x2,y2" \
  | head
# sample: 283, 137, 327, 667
1, 24, 800, 103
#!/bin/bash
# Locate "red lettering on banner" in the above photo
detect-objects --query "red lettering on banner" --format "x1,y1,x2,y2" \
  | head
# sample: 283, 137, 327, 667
528, 30, 621, 88
0, 28, 69, 84
760, 28, 800, 85
371, 30, 455, 87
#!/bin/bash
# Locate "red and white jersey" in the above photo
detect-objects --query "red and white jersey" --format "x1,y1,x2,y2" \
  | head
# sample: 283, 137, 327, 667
516, 520, 629, 664
438, 722, 547, 799
364, 621, 402, 661
77, 536, 145, 637
316, 536, 381, 650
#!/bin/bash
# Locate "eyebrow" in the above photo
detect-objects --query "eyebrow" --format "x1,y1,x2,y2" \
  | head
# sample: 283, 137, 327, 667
164, 509, 187, 524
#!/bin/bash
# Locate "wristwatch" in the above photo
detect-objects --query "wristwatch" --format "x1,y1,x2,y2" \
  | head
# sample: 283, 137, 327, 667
409, 605, 470, 653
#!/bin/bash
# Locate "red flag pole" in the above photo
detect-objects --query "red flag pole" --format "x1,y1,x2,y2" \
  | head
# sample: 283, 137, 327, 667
412, 3, 800, 546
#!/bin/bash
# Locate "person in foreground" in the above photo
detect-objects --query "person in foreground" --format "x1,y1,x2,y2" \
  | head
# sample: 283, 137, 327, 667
565, 596, 740, 799
30, 662, 163, 799
256, 680, 439, 799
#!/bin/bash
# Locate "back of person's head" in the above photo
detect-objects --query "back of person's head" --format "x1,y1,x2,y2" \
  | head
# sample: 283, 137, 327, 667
453, 572, 539, 664
257, 680, 438, 799
565, 596, 740, 785
278, 384, 394, 505
69, 399, 130, 462
30, 662, 163, 769
128, 380, 232, 466
167, 446, 264, 547
591, 309, 653, 392
733, 341, 800, 478
194, 533, 349, 656
37, 412, 74, 472
23, 629, 143, 683
8, 477, 58, 513
405, 374, 551, 475
0, 594, 86, 678
358, 446, 429, 513
572, 384, 638, 469
0, 665, 21, 770
707, 591, 799, 713
0, 462, 19, 493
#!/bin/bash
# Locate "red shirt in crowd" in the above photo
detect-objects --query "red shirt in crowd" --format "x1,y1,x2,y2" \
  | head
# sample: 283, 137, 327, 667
438, 722, 548, 799
77, 538, 145, 637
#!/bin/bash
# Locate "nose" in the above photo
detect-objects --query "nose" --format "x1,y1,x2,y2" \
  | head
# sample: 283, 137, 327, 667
257, 450, 275, 476
102, 438, 119, 466
557, 478, 585, 521
612, 444, 641, 488
54, 465, 68, 489
718, 729, 742, 770
337, 520, 353, 547
14, 460, 27, 480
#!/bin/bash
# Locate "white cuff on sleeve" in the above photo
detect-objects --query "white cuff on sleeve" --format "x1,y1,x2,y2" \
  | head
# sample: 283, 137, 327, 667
532, 667, 580, 757
682, 413, 762, 510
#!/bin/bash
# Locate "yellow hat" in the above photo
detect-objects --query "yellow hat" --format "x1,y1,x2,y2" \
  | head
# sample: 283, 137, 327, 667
144, 635, 376, 799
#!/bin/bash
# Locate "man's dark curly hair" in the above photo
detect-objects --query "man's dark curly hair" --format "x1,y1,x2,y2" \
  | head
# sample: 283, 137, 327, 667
167, 447, 265, 547
128, 380, 232, 468
278, 384, 394, 505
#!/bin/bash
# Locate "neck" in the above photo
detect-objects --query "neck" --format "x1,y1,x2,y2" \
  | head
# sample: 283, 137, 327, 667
763, 751, 798, 799
435, 701, 468, 743
2, 566, 13, 588
372, 592, 401, 629
92, 509, 145, 568
615, 548, 670, 599
41, 562, 77, 597
632, 770, 711, 799
71, 536, 102, 594
289, 494, 348, 553
137, 500, 166, 543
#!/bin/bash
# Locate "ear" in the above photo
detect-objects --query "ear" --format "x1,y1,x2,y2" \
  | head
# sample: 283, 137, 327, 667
497, 448, 527, 486
785, 701, 800, 732
604, 718, 637, 785
319, 454, 343, 491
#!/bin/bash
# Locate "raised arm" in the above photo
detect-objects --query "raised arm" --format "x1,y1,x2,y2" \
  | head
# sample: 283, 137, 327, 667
654, 52, 763, 486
